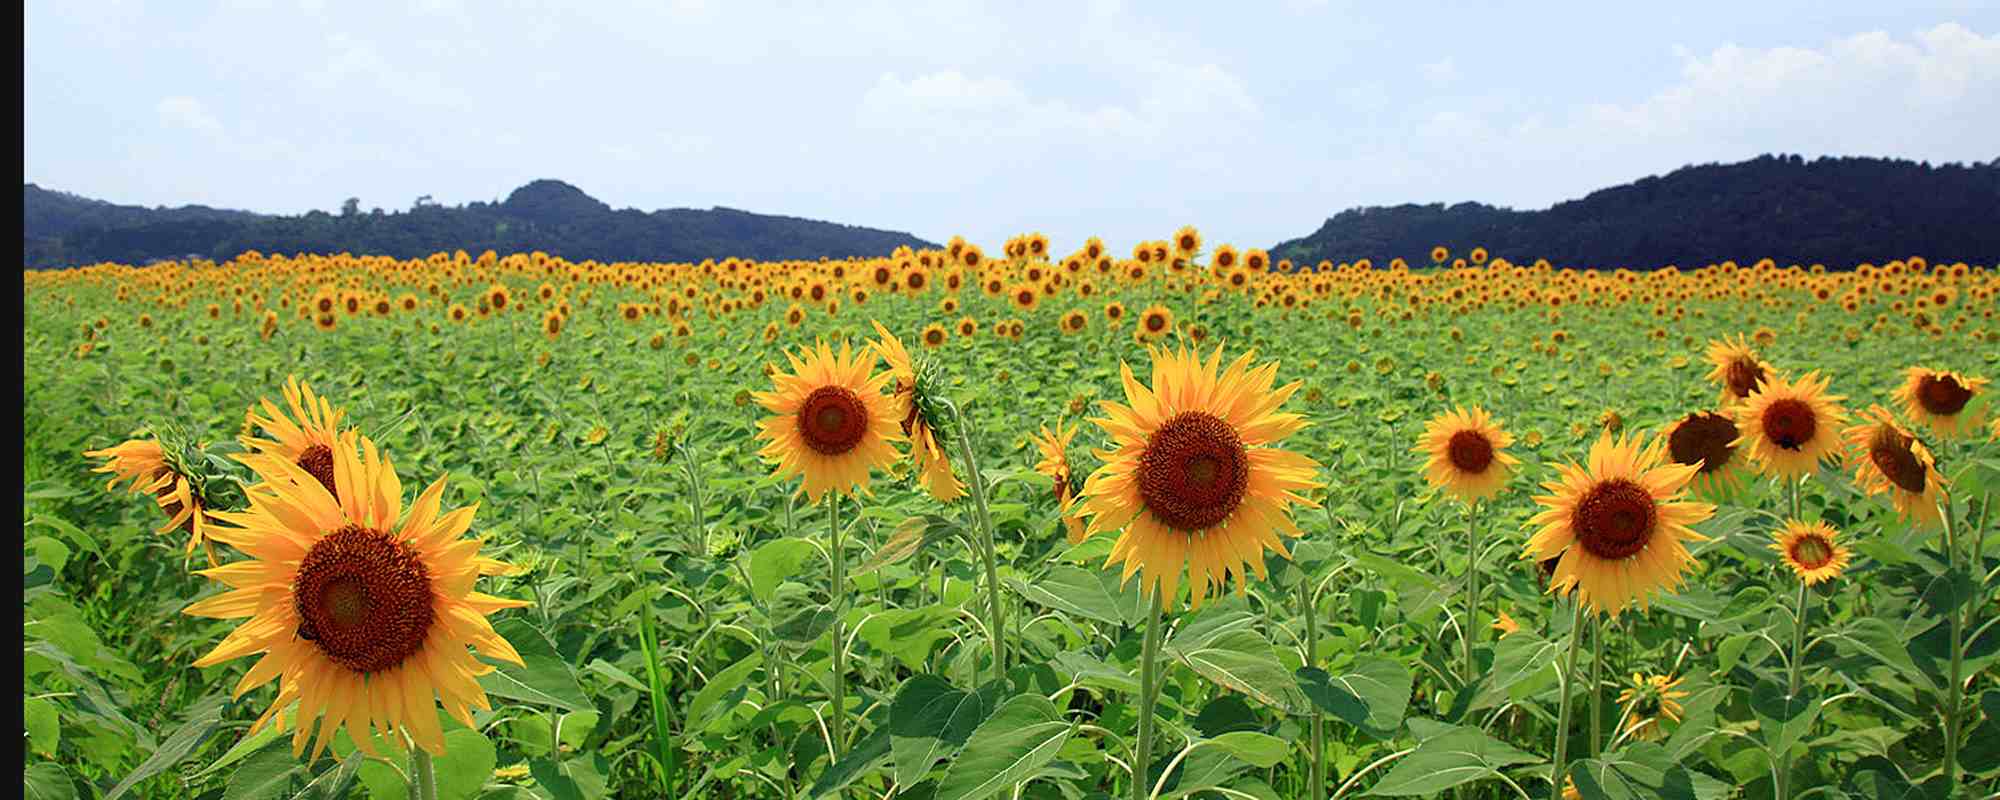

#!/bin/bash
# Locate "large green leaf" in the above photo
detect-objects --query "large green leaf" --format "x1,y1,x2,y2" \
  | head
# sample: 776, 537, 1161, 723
808, 723, 893, 799
105, 695, 225, 800
223, 745, 301, 800
1571, 743, 1733, 800
479, 618, 592, 713
751, 538, 820, 603
1364, 723, 1541, 796
688, 654, 763, 729
936, 694, 1074, 800
1167, 623, 1311, 715
1748, 679, 1821, 759
23, 764, 75, 800
888, 675, 1006, 786
1295, 655, 1410, 738
1009, 565, 1145, 626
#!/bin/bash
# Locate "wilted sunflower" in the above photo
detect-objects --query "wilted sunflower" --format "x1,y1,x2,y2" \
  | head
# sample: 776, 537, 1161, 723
1841, 405, 1946, 528
1895, 367, 1988, 439
1769, 519, 1851, 585
1076, 345, 1323, 610
240, 376, 353, 499
1525, 431, 1716, 617
84, 435, 216, 564
1663, 411, 1748, 498
187, 433, 529, 759
754, 339, 904, 501
1733, 372, 1847, 479
868, 321, 963, 503
1414, 406, 1518, 503
1704, 334, 1773, 405
1616, 674, 1689, 743
1031, 421, 1085, 544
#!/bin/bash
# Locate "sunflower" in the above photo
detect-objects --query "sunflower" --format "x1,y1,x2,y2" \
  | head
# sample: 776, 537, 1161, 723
1733, 372, 1847, 479
1104, 302, 1127, 325
868, 321, 962, 503
84, 436, 215, 563
1841, 405, 1946, 528
920, 324, 948, 349
240, 377, 354, 500
754, 340, 904, 501
186, 433, 529, 759
1031, 422, 1086, 544
1769, 519, 1851, 585
1616, 674, 1689, 743
1060, 310, 1088, 334
1136, 305, 1174, 341
1414, 406, 1518, 503
1010, 284, 1040, 311
1704, 334, 1773, 405
1663, 411, 1748, 498
956, 316, 978, 338
1075, 345, 1323, 610
1524, 431, 1716, 618
1895, 367, 1988, 439
541, 310, 564, 340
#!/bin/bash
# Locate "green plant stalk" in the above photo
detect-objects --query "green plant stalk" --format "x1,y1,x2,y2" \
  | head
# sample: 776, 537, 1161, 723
1941, 497, 1963, 790
1550, 599, 1587, 795
828, 494, 848, 758
1133, 591, 1167, 800
1775, 474, 1804, 800
1463, 500, 1482, 685
409, 748, 438, 800
1589, 617, 1604, 758
637, 591, 678, 794
1301, 579, 1325, 800
950, 401, 1008, 681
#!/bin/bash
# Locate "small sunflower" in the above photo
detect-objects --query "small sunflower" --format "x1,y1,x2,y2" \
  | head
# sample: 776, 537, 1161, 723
1895, 367, 1988, 439
1031, 421, 1086, 544
1525, 431, 1716, 618
84, 435, 216, 564
1663, 411, 1748, 498
1076, 345, 1323, 610
1841, 405, 1946, 528
1616, 674, 1689, 743
1733, 372, 1847, 479
1414, 406, 1518, 503
754, 340, 904, 502
868, 321, 963, 503
1136, 305, 1174, 341
187, 433, 529, 759
1704, 334, 1773, 405
1769, 519, 1851, 585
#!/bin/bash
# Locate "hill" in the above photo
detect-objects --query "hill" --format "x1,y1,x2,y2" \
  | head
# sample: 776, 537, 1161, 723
21, 180, 936, 268
1271, 155, 2000, 269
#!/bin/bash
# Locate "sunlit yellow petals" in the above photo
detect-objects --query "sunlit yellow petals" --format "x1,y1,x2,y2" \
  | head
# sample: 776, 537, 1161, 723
1522, 431, 1715, 618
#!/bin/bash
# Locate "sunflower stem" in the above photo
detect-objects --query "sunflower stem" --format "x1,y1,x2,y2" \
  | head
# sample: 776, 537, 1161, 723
827, 494, 847, 758
1940, 497, 1964, 790
949, 400, 1008, 682
1589, 617, 1604, 758
1551, 599, 1587, 795
1463, 501, 1482, 686
1133, 591, 1166, 800
409, 747, 438, 800
1301, 578, 1325, 800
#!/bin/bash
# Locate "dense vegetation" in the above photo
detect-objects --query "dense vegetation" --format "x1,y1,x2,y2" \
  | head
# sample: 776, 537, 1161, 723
22, 180, 936, 268
1273, 155, 2000, 270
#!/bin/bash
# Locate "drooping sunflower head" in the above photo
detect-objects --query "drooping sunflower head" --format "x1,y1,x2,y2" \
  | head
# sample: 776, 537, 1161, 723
1896, 366, 1989, 439
186, 432, 529, 760
1525, 431, 1716, 618
1616, 674, 1689, 743
1732, 371, 1847, 479
1031, 421, 1086, 543
240, 376, 353, 500
1663, 411, 1747, 499
866, 321, 962, 503
84, 432, 218, 563
1413, 406, 1518, 503
755, 339, 905, 502
1704, 334, 1773, 405
1076, 344, 1324, 610
1841, 405, 1946, 528
1769, 519, 1851, 585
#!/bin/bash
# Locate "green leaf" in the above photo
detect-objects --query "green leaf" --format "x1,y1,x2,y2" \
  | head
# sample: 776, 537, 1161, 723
23, 763, 75, 800
1473, 631, 1562, 710
1168, 626, 1312, 715
193, 707, 293, 781
808, 723, 893, 799
1204, 731, 1290, 768
1295, 656, 1411, 738
105, 695, 226, 800
751, 538, 820, 604
857, 515, 958, 574
772, 604, 838, 644
23, 698, 60, 757
224, 745, 301, 800
936, 694, 1074, 800
1364, 724, 1541, 796
528, 754, 610, 800
688, 654, 762, 728
1827, 618, 1935, 692
1749, 679, 1821, 759
1009, 565, 1144, 626
889, 675, 1006, 786
1571, 743, 1734, 800
478, 618, 591, 713
26, 536, 70, 574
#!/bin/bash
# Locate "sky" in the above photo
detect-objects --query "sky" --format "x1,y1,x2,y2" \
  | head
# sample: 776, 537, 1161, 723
22, 1, 2000, 254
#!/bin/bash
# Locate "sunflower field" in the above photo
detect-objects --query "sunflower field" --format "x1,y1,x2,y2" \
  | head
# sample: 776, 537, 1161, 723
20, 236, 2000, 800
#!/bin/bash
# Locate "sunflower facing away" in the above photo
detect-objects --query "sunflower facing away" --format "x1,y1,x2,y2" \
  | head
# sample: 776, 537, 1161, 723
1075, 345, 1323, 610
1841, 405, 1946, 528
754, 340, 904, 502
1525, 431, 1716, 617
1663, 411, 1748, 498
1770, 519, 1851, 585
1414, 406, 1518, 503
240, 376, 353, 499
1617, 673, 1689, 743
1704, 334, 1773, 406
868, 321, 963, 503
84, 436, 215, 564
186, 433, 529, 759
1030, 421, 1086, 544
1732, 371, 1847, 479
1895, 366, 1988, 439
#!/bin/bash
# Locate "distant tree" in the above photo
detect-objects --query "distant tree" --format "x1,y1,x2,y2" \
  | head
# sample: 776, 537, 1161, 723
340, 197, 360, 217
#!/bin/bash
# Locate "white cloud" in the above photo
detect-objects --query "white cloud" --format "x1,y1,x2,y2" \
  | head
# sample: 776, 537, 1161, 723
1422, 57, 1457, 86
156, 96, 222, 135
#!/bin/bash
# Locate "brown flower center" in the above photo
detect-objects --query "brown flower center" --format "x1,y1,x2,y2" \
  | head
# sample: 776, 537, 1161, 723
1145, 313, 1168, 332
1725, 358, 1765, 399
1573, 479, 1657, 560
1867, 426, 1928, 494
1446, 430, 1495, 474
1667, 412, 1739, 474
798, 386, 869, 455
1760, 399, 1817, 450
292, 525, 434, 674
1789, 533, 1835, 570
297, 444, 338, 497
1137, 412, 1249, 531
1915, 374, 1972, 416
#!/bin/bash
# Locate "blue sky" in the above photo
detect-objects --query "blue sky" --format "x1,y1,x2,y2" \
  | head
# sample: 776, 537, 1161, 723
22, 1, 1999, 253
